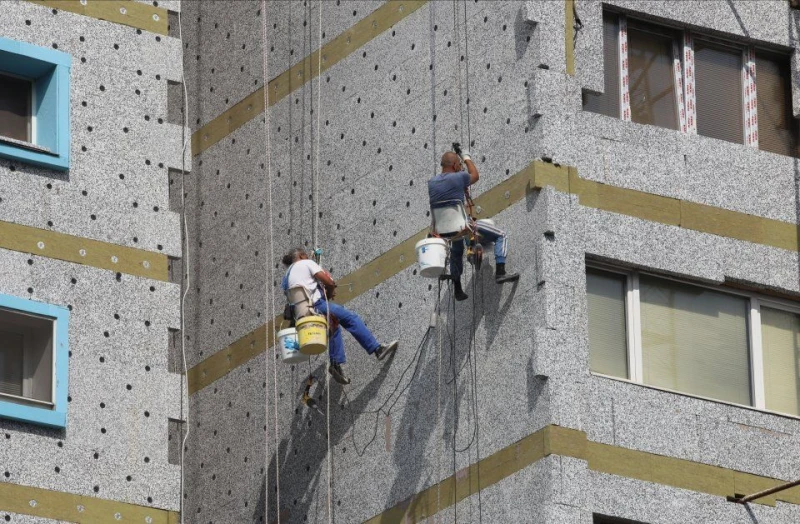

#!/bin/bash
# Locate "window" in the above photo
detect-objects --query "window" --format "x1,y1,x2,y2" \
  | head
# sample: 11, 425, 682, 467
755, 50, 800, 157
627, 21, 680, 130
694, 40, 744, 144
0, 37, 71, 171
0, 73, 32, 142
0, 293, 69, 428
587, 265, 800, 418
582, 12, 620, 118
583, 12, 799, 156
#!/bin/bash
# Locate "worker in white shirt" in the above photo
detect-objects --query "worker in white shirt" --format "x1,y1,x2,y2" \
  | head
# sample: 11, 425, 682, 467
281, 248, 398, 384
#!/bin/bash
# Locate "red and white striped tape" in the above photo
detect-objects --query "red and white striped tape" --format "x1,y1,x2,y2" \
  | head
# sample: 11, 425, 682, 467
682, 31, 697, 134
673, 39, 687, 133
619, 16, 631, 121
743, 47, 758, 147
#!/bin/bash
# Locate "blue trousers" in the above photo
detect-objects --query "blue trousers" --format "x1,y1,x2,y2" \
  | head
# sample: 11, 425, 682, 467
313, 299, 380, 364
449, 221, 509, 281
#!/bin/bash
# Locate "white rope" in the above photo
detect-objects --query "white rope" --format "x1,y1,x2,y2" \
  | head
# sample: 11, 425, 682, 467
261, 1, 280, 521
436, 304, 443, 520
314, 0, 323, 250
176, 8, 191, 524
324, 296, 333, 524
315, 2, 334, 523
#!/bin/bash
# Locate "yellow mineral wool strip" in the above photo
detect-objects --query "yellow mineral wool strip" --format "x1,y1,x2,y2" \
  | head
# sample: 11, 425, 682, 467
0, 219, 169, 281
191, 0, 428, 156
26, 0, 169, 35
187, 160, 554, 394
565, 169, 800, 251
366, 424, 800, 522
0, 480, 179, 523
565, 0, 576, 76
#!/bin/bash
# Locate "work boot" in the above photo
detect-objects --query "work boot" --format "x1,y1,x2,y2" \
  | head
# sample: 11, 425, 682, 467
328, 362, 351, 385
374, 340, 399, 361
454, 281, 469, 301
495, 263, 519, 284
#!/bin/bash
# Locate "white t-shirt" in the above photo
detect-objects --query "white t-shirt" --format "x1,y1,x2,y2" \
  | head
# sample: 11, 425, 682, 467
284, 259, 325, 303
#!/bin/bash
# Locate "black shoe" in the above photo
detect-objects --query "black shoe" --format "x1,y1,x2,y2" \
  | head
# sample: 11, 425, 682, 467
328, 362, 351, 385
454, 282, 469, 301
495, 263, 519, 284
496, 273, 519, 284
375, 340, 399, 361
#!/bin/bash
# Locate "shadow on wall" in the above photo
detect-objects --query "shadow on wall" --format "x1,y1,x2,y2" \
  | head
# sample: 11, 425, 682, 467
254, 357, 394, 524
514, 5, 536, 62
380, 266, 519, 520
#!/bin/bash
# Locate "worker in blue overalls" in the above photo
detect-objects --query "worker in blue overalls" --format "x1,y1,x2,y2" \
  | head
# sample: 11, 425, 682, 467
428, 146, 519, 301
281, 248, 398, 384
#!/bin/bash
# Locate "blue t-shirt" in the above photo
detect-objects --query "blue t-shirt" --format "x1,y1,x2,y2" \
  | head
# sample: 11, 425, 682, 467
428, 171, 471, 208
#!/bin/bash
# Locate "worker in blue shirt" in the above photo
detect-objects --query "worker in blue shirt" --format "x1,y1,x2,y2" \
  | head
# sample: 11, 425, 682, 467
428, 147, 519, 301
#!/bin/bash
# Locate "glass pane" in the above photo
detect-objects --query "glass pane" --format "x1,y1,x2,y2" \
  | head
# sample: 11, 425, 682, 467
0, 73, 32, 142
761, 307, 800, 416
694, 41, 744, 144
640, 275, 751, 405
587, 269, 628, 378
756, 52, 799, 157
628, 26, 678, 130
583, 12, 620, 118
0, 330, 23, 397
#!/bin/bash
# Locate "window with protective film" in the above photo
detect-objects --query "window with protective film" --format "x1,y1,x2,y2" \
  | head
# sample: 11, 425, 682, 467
0, 37, 71, 170
582, 11, 799, 157
0, 293, 69, 428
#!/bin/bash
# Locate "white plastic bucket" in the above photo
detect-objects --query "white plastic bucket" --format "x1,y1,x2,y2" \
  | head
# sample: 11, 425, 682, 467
415, 238, 448, 278
277, 328, 308, 363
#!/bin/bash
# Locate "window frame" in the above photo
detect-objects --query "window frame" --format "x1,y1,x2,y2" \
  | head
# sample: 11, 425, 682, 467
0, 293, 69, 428
0, 37, 71, 171
0, 70, 35, 143
588, 11, 798, 156
587, 261, 800, 419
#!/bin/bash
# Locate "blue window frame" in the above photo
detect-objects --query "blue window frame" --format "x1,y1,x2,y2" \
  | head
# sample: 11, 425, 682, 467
0, 293, 69, 428
0, 37, 71, 171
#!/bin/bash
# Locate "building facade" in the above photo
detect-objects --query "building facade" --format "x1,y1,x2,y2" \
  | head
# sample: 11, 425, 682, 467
5, 0, 800, 523
0, 1, 186, 522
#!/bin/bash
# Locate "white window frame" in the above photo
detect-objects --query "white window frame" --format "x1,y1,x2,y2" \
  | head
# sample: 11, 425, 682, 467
587, 262, 800, 419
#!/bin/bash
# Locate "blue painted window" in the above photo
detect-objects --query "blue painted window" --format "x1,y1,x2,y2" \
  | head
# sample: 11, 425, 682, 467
0, 294, 69, 428
0, 37, 71, 171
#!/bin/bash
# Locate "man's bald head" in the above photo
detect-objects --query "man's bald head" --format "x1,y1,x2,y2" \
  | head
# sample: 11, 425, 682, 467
440, 151, 462, 173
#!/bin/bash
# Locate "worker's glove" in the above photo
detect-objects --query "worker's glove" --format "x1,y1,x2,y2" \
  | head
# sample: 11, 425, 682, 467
460, 149, 472, 162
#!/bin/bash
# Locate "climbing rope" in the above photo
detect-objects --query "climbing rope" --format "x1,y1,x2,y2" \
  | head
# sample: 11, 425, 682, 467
260, 1, 281, 521
462, 0, 473, 147
453, 0, 465, 146
313, 0, 323, 250
176, 7, 191, 524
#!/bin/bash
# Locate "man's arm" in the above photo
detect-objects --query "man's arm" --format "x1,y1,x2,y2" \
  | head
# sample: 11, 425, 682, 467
314, 270, 337, 299
461, 149, 479, 185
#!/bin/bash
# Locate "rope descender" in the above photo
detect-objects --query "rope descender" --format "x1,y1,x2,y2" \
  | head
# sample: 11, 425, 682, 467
301, 374, 320, 409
